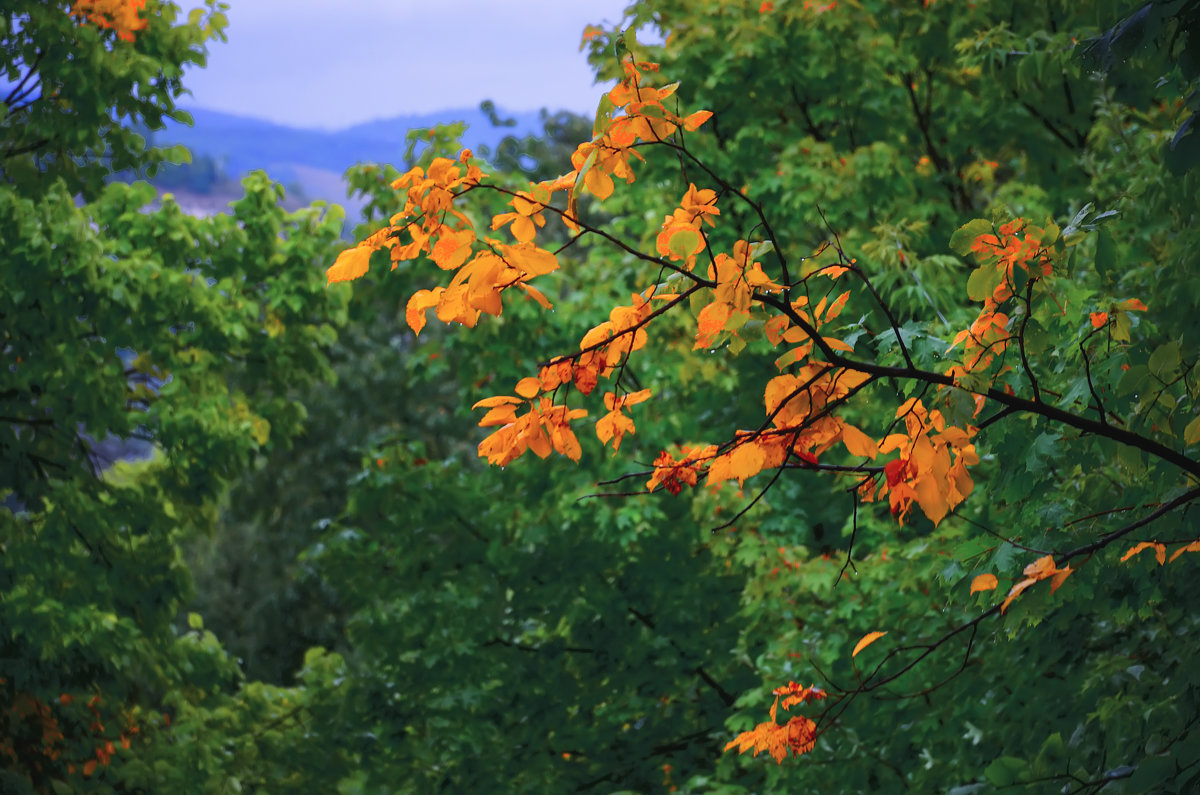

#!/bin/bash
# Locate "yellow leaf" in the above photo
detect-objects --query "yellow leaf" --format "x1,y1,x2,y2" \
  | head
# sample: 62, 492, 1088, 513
584, 166, 614, 200
852, 631, 887, 658
970, 573, 998, 594
1184, 414, 1200, 445
327, 245, 373, 284
664, 227, 704, 261
430, 228, 475, 270
500, 243, 559, 277
516, 282, 554, 310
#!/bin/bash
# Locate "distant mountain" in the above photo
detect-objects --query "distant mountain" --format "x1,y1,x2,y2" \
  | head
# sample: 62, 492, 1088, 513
148, 106, 547, 210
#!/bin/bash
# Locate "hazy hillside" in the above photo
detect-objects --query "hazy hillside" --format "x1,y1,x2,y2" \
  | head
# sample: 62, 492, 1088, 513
149, 105, 545, 209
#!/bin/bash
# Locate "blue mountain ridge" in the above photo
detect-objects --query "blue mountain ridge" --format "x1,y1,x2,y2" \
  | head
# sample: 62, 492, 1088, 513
152, 105, 547, 188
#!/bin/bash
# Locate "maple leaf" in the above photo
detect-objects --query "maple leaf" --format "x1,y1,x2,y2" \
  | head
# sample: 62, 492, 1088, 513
724, 715, 818, 764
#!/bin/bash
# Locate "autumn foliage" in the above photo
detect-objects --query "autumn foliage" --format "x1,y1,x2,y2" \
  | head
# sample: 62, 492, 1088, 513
70, 0, 147, 42
329, 20, 1200, 768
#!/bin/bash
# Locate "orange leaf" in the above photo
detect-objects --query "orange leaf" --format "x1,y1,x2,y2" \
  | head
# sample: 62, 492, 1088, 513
514, 377, 541, 399
840, 424, 878, 459
727, 441, 767, 485
1049, 565, 1073, 594
1001, 578, 1036, 613
1116, 298, 1148, 312
682, 110, 714, 131
694, 301, 732, 349
471, 395, 523, 410
970, 573, 998, 593
1121, 541, 1166, 565
430, 228, 475, 270
852, 631, 887, 658
1089, 311, 1109, 328
1022, 555, 1058, 580
405, 289, 442, 335
1169, 540, 1200, 563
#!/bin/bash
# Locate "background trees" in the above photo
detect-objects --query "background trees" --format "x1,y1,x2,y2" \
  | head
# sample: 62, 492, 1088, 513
2, 2, 352, 790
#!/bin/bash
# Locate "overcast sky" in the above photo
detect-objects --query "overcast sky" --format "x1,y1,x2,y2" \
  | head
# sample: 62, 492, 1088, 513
181, 0, 632, 130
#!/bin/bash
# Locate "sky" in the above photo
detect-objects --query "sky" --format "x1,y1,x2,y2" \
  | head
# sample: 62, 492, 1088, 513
180, 0, 633, 130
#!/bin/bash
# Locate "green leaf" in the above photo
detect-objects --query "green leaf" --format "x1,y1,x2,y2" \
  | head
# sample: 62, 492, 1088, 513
1094, 228, 1116, 275
1148, 341, 1181, 378
950, 219, 993, 257
966, 265, 1002, 301
984, 756, 1027, 786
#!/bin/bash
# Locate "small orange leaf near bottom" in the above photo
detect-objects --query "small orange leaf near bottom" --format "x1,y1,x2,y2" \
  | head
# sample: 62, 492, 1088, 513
970, 573, 998, 594
852, 631, 887, 658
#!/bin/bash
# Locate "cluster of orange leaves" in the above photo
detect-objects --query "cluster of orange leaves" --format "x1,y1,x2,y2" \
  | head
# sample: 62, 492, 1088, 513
0, 684, 138, 781
327, 58, 710, 468
970, 555, 1073, 613
967, 539, 1200, 615
329, 54, 997, 530
1121, 539, 1200, 565
70, 0, 147, 42
947, 218, 1052, 376
859, 398, 979, 526
725, 681, 826, 763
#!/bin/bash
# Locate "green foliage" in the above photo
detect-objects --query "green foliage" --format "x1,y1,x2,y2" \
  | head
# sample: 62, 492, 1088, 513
1, 3, 350, 791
